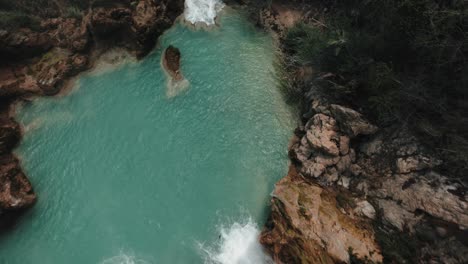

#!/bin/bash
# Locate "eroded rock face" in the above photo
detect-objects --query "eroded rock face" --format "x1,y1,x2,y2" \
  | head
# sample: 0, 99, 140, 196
90, 0, 184, 57
0, 113, 36, 214
0, 155, 36, 211
260, 167, 382, 263
263, 97, 468, 262
0, 0, 184, 227
0, 29, 52, 61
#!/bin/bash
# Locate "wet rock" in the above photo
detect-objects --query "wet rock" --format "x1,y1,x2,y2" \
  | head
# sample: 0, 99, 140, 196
162, 45, 183, 81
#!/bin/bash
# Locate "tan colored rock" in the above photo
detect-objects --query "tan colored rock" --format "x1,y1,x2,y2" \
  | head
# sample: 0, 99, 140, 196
377, 199, 422, 231
339, 135, 350, 155
396, 155, 441, 174
373, 174, 468, 229
306, 114, 340, 156
261, 167, 382, 263
354, 200, 376, 219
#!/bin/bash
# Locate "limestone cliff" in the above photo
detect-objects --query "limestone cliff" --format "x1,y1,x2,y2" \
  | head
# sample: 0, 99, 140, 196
256, 1, 468, 263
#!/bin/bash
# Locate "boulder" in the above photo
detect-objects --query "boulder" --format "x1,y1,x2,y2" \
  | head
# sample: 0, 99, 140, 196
162, 45, 183, 81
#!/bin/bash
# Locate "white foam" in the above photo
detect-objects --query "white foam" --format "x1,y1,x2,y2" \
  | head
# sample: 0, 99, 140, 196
184, 0, 225, 26
166, 78, 190, 98
201, 218, 273, 264
100, 252, 149, 264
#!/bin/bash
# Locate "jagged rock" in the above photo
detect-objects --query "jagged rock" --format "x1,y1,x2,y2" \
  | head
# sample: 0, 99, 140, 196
0, 29, 52, 60
396, 155, 441, 174
91, 7, 132, 37
373, 173, 468, 229
330, 104, 378, 137
0, 119, 20, 155
377, 199, 422, 231
89, 0, 184, 57
305, 114, 340, 156
0, 155, 36, 211
42, 18, 90, 52
260, 167, 382, 263
354, 200, 376, 219
162, 45, 183, 81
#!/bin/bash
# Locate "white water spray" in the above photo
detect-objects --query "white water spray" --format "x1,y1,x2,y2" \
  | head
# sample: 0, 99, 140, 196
201, 218, 273, 264
184, 0, 225, 26
100, 252, 149, 264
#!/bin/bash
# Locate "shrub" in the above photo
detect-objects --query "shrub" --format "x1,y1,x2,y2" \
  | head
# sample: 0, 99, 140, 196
280, 0, 468, 178
0, 11, 40, 31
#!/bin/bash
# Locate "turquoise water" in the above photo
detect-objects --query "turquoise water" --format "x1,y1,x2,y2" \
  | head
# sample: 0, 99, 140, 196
0, 10, 294, 264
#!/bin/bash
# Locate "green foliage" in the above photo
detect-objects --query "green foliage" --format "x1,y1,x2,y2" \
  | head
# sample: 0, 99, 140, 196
374, 226, 420, 263
282, 0, 468, 178
65, 6, 84, 19
0, 11, 40, 31
67, 0, 91, 10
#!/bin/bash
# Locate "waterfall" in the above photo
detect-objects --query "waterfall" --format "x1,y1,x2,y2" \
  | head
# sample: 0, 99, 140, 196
184, 0, 225, 26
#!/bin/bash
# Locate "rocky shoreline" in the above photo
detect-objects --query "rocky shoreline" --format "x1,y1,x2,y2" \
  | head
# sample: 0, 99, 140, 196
256, 1, 468, 263
1, 1, 467, 263
0, 0, 184, 228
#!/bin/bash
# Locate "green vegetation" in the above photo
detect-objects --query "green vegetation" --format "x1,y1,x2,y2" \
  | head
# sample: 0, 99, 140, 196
279, 0, 468, 178
0, 10, 40, 31
374, 225, 420, 263
335, 192, 356, 209
65, 6, 84, 19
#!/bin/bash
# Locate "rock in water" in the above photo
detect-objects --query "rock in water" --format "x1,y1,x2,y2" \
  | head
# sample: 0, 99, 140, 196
162, 45, 189, 97
163, 45, 183, 81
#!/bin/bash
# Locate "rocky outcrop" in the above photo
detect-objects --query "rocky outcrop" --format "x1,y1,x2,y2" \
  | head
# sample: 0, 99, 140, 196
262, 98, 468, 263
162, 45, 183, 81
0, 0, 184, 227
0, 155, 36, 211
260, 166, 382, 264
0, 112, 36, 214
90, 0, 184, 58
0, 29, 53, 61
